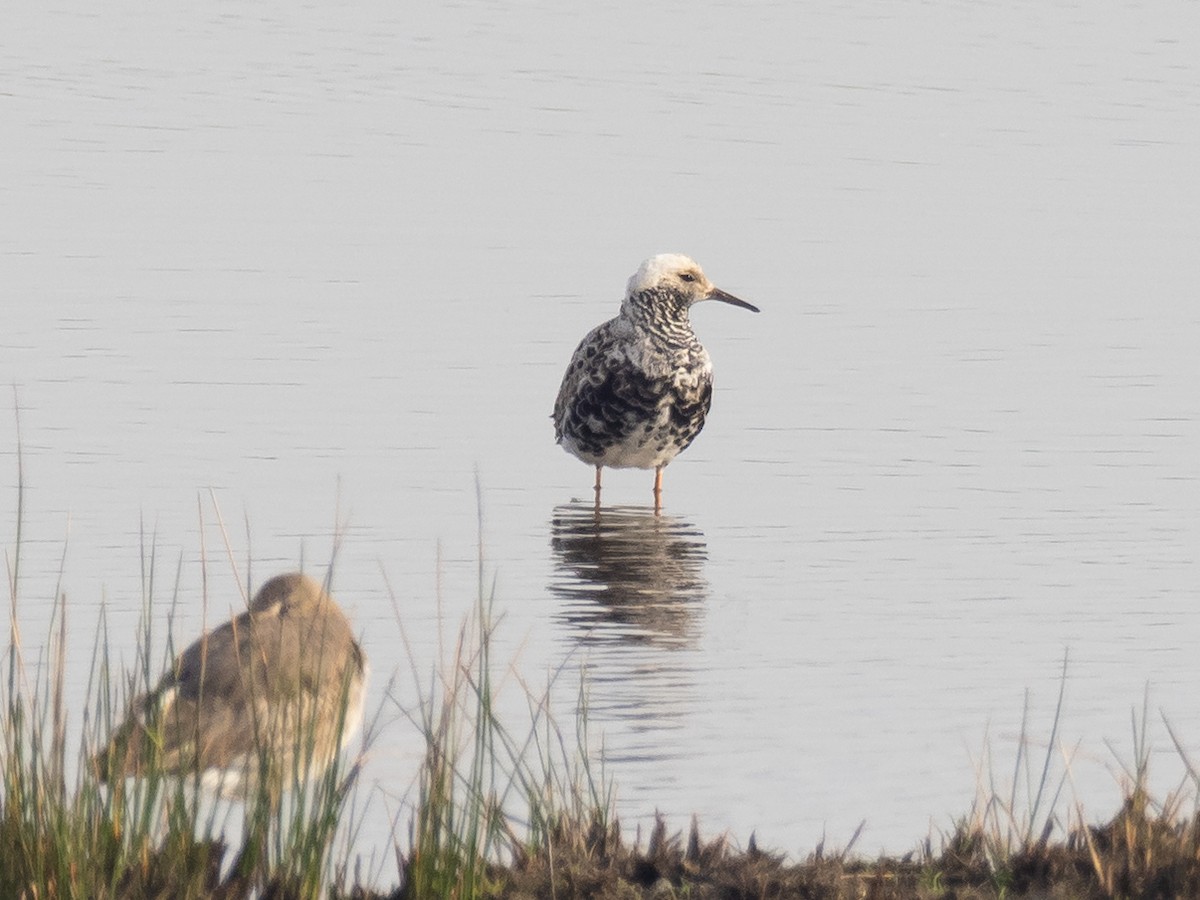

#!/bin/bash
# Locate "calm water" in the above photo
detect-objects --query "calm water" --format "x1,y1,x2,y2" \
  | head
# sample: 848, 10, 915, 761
5, 0, 1200, 876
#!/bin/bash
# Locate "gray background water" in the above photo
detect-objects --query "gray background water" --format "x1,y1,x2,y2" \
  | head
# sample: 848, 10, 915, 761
5, 0, 1199, 877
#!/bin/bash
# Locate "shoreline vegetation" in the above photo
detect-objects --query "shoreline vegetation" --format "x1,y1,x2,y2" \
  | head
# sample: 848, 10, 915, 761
3, 490, 1198, 897
6, 576, 1200, 898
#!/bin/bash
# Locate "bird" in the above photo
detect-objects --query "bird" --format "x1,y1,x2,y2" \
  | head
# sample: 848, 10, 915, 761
96, 572, 367, 803
553, 254, 759, 513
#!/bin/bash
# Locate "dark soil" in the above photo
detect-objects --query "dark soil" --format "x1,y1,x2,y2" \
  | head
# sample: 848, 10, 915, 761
12, 791, 1197, 898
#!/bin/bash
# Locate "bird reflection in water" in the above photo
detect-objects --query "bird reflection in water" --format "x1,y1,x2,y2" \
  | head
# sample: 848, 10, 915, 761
549, 503, 709, 647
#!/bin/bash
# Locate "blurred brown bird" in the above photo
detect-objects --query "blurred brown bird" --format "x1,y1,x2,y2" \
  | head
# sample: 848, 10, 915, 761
96, 572, 367, 801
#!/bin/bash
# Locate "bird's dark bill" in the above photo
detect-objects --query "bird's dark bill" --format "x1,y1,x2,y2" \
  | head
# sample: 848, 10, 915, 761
708, 287, 760, 313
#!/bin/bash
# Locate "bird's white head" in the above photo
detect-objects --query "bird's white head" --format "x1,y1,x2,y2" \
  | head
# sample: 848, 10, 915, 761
626, 254, 707, 300
622, 253, 759, 321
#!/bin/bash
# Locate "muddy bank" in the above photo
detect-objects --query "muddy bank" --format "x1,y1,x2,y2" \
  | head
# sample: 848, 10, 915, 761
335, 792, 1200, 900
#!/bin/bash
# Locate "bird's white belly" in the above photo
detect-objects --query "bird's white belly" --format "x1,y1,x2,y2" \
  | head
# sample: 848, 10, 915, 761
588, 405, 682, 470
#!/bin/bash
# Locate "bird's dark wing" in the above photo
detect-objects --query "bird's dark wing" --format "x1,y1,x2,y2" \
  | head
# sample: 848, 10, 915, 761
95, 611, 268, 775
554, 321, 674, 456
667, 376, 713, 452
553, 318, 619, 439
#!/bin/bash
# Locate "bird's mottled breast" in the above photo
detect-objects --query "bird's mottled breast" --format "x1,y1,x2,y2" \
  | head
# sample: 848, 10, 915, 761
556, 319, 708, 409
628, 328, 711, 397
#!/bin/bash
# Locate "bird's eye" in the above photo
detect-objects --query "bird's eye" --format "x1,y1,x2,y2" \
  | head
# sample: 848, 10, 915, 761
679, 272, 696, 283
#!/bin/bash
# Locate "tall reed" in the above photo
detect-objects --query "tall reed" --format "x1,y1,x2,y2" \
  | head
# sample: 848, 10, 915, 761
395, 489, 614, 899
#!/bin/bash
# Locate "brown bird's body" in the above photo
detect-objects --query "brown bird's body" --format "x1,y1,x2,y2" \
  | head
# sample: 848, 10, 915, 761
97, 572, 366, 800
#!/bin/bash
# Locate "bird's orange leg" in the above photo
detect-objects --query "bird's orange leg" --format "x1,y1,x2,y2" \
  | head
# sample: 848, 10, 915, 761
653, 466, 664, 515
593, 466, 602, 512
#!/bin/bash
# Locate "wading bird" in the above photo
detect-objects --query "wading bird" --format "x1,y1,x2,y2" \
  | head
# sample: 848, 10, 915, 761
553, 254, 758, 513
